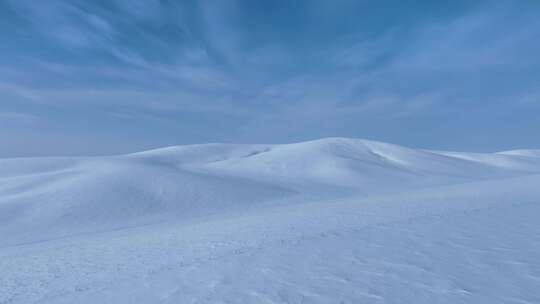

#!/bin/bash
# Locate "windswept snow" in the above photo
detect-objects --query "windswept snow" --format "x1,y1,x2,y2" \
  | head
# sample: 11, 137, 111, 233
1, 138, 540, 303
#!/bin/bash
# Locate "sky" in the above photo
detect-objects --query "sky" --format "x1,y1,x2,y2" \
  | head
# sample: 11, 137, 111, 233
1, 0, 539, 157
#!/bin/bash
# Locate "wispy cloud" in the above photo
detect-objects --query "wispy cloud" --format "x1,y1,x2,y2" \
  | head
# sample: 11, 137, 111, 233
0, 111, 39, 125
1, 0, 539, 155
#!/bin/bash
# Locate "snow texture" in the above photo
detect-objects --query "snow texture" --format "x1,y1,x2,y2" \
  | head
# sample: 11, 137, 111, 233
1, 137, 540, 303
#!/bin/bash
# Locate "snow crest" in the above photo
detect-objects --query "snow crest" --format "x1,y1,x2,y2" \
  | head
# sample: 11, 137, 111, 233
2, 138, 540, 303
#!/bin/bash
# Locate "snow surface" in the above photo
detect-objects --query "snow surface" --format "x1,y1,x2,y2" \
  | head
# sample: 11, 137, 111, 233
1, 137, 540, 303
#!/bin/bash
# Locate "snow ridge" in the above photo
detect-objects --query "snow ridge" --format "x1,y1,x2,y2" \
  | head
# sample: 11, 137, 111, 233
2, 138, 540, 303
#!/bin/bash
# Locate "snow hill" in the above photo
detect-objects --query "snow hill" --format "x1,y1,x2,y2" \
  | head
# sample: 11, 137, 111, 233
1, 138, 540, 303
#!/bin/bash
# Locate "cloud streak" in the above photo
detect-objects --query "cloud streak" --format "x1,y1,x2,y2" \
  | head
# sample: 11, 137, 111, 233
1, 0, 539, 156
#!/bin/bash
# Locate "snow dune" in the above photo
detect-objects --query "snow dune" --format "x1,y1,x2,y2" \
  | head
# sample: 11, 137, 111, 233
1, 138, 540, 303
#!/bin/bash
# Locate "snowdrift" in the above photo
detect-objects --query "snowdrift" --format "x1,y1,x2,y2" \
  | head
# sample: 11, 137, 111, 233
2, 138, 540, 303
2, 137, 540, 244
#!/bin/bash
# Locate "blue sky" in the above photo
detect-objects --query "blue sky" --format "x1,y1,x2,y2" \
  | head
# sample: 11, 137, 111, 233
1, 0, 539, 157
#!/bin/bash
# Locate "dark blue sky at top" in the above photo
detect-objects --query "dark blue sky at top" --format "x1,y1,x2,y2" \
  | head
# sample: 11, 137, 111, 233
0, 0, 539, 157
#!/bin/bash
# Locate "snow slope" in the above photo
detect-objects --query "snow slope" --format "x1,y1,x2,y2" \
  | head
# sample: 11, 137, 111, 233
1, 138, 540, 303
